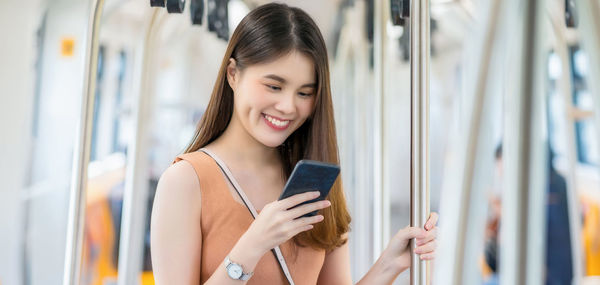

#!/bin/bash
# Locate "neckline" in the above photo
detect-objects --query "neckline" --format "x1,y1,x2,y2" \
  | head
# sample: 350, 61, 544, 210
199, 148, 263, 216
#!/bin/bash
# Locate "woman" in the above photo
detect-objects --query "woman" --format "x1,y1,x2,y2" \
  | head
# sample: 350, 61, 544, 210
150, 3, 438, 284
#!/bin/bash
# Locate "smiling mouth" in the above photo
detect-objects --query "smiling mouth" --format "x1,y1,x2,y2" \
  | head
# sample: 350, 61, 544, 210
262, 113, 291, 130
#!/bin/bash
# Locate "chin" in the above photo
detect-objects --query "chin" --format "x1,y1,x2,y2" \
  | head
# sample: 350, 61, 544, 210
254, 132, 289, 148
259, 137, 287, 148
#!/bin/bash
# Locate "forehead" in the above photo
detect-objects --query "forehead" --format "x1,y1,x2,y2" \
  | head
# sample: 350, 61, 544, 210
244, 52, 316, 86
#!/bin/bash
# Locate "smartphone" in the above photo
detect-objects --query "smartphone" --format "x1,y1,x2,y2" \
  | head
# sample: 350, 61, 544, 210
278, 160, 340, 218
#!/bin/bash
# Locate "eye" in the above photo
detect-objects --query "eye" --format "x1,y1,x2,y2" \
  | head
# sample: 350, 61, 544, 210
266, 84, 281, 91
298, 91, 314, 97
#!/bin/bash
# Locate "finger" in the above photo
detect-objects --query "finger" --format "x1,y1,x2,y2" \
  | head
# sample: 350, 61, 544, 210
289, 215, 324, 236
290, 224, 314, 237
414, 240, 436, 254
419, 252, 435, 260
416, 228, 437, 246
286, 200, 331, 219
292, 214, 325, 228
396, 226, 426, 241
279, 191, 320, 210
425, 212, 439, 230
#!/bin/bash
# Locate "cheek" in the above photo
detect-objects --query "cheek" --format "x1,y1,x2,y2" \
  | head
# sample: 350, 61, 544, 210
237, 83, 268, 110
299, 99, 316, 118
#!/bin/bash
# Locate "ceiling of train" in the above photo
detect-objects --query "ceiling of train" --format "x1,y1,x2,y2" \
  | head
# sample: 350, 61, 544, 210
243, 0, 343, 45
98, 0, 485, 61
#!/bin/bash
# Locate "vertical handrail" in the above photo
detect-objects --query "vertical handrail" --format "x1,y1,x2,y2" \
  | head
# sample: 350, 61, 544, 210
63, 0, 105, 284
409, 0, 430, 284
372, 0, 386, 260
548, 7, 584, 282
116, 9, 162, 285
500, 0, 549, 284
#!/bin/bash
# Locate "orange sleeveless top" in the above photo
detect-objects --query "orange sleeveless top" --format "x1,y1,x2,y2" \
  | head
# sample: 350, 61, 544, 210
172, 151, 326, 284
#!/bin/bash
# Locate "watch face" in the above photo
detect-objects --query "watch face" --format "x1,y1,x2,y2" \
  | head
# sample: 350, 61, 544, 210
227, 264, 243, 279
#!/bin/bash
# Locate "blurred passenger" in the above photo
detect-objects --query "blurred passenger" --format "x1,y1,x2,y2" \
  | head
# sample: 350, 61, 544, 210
483, 145, 575, 284
545, 150, 573, 284
150, 3, 439, 284
482, 144, 502, 285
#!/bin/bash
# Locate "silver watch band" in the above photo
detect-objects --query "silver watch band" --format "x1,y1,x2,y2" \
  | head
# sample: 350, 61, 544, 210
225, 256, 254, 280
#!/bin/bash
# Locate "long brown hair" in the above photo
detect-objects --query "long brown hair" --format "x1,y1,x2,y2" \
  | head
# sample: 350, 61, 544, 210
183, 2, 350, 251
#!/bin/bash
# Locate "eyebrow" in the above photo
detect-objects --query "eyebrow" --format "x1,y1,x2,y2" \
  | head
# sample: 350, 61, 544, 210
263, 74, 316, 88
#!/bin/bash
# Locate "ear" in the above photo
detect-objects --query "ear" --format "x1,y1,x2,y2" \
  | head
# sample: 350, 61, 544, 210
226, 58, 238, 92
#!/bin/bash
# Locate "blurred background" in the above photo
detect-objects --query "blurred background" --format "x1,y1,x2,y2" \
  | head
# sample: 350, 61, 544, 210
0, 0, 599, 284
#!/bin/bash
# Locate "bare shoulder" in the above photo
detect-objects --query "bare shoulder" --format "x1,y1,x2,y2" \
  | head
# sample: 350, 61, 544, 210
159, 160, 201, 194
155, 160, 202, 204
151, 160, 203, 284
152, 160, 202, 225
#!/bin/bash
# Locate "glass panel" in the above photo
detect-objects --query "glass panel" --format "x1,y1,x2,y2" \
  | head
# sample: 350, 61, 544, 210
547, 44, 600, 283
16, 1, 90, 284
80, 43, 131, 284
567, 46, 600, 279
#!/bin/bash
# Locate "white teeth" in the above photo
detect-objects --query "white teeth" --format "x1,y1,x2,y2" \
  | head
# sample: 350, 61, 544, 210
264, 114, 290, 127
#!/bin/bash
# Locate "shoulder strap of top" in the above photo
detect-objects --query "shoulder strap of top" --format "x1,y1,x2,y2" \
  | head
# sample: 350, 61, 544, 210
199, 148, 295, 285
171, 151, 220, 194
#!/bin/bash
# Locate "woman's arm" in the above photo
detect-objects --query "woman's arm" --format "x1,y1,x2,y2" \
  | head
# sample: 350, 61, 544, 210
316, 234, 407, 285
316, 234, 353, 285
150, 161, 203, 284
317, 213, 439, 285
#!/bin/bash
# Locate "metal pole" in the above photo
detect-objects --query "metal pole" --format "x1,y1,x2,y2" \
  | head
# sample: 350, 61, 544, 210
117, 9, 162, 285
409, 0, 430, 284
63, 0, 105, 284
500, 0, 548, 284
373, 0, 386, 260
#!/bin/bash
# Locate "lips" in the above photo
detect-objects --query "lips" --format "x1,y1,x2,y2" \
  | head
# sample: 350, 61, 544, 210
262, 113, 291, 131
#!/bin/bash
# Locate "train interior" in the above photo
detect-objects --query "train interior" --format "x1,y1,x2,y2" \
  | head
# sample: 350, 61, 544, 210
1, 0, 599, 284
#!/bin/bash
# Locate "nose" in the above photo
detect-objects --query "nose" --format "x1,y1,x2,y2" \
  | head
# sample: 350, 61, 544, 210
274, 92, 296, 115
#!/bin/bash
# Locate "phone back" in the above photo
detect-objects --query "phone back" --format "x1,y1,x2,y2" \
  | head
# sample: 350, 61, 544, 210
278, 160, 340, 216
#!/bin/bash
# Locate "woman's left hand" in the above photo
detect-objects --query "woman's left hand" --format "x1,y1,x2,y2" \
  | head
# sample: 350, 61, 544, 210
381, 212, 439, 273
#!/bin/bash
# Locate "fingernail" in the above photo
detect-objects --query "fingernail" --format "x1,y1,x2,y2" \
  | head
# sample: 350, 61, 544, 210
312, 191, 320, 197
324, 200, 331, 206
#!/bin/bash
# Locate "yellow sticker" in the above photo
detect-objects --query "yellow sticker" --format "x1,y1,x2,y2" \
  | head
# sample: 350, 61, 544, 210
61, 38, 75, 57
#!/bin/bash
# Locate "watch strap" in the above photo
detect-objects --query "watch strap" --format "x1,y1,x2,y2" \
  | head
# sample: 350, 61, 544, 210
225, 256, 254, 280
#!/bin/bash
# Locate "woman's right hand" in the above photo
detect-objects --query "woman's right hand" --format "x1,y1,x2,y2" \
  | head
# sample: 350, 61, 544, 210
242, 191, 331, 255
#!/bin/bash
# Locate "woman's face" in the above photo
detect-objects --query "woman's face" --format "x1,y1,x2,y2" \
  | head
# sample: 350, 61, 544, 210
227, 51, 316, 148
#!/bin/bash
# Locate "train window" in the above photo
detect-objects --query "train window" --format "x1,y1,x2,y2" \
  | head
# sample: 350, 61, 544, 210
90, 45, 105, 162
570, 47, 599, 166
81, 43, 130, 284
547, 51, 569, 165
574, 92, 599, 165
546, 43, 600, 281
111, 51, 128, 154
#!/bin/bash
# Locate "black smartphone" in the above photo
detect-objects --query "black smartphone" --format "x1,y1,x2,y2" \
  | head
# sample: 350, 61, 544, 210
278, 160, 340, 218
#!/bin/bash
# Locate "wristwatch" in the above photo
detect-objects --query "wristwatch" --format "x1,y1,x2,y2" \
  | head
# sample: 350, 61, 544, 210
224, 256, 254, 281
